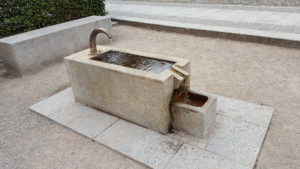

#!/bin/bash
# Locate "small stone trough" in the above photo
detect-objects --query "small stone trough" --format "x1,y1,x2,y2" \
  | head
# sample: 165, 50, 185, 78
64, 28, 217, 138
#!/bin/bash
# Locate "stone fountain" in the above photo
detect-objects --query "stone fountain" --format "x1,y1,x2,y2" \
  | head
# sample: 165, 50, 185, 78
64, 28, 217, 138
30, 26, 273, 169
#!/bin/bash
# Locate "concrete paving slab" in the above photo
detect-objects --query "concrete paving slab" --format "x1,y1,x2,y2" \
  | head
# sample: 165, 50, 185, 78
276, 13, 300, 26
48, 102, 99, 125
65, 108, 119, 138
95, 120, 182, 169
165, 144, 250, 169
205, 115, 268, 168
30, 87, 273, 169
167, 130, 208, 149
29, 88, 74, 117
216, 95, 274, 128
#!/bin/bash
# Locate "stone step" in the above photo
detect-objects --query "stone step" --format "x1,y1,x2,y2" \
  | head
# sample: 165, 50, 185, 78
107, 0, 300, 6
107, 1, 300, 48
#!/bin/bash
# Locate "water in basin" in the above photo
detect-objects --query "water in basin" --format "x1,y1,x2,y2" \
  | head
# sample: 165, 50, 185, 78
173, 83, 208, 107
175, 91, 208, 107
91, 50, 174, 74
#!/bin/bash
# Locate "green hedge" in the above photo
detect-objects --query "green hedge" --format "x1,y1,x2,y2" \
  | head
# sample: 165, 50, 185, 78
0, 0, 106, 38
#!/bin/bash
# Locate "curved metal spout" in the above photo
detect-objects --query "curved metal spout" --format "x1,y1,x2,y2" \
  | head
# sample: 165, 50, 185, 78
89, 28, 112, 55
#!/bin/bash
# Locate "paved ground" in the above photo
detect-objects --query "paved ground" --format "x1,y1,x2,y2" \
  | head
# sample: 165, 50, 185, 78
0, 25, 299, 169
107, 1, 300, 45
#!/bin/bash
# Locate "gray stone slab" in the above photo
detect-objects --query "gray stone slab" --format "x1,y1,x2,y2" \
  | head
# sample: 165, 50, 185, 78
30, 88, 273, 169
205, 115, 268, 168
165, 144, 250, 169
29, 88, 74, 117
277, 13, 300, 26
30, 88, 119, 139
216, 95, 274, 129
65, 108, 118, 138
48, 102, 96, 125
167, 130, 208, 149
95, 120, 182, 169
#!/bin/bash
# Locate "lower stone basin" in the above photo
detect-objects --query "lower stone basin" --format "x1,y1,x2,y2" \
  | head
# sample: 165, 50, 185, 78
172, 90, 217, 138
65, 45, 190, 134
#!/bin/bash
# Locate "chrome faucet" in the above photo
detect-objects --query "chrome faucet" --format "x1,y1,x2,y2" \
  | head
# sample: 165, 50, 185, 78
89, 28, 112, 55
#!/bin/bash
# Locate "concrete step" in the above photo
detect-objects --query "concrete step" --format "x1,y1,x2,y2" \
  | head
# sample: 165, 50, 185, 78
107, 1, 300, 48
108, 0, 300, 7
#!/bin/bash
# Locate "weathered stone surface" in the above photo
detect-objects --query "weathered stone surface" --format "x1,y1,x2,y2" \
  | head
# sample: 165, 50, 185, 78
205, 115, 268, 168
65, 107, 118, 138
0, 16, 111, 76
95, 120, 182, 169
216, 95, 274, 128
167, 130, 208, 149
48, 102, 100, 125
108, 0, 300, 6
171, 90, 217, 138
65, 46, 190, 134
29, 88, 74, 117
30, 88, 273, 169
165, 144, 251, 169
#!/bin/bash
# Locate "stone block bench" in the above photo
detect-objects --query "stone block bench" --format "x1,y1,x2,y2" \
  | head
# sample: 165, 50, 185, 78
0, 16, 111, 76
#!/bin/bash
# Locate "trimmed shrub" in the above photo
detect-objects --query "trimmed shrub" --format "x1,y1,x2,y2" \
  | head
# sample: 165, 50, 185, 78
0, 0, 106, 38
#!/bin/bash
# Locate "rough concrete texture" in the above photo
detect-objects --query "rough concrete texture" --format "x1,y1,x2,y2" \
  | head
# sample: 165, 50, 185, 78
107, 1, 300, 34
166, 144, 250, 169
171, 90, 217, 138
107, 1, 300, 48
0, 24, 299, 169
31, 87, 271, 168
65, 46, 190, 134
108, 0, 300, 6
0, 16, 111, 76
95, 119, 182, 169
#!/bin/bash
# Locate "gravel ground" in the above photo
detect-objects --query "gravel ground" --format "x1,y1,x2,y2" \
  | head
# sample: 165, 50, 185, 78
0, 24, 299, 169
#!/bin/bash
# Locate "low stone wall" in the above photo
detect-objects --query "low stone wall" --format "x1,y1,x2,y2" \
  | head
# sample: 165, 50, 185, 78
110, 0, 300, 6
193, 0, 300, 6
0, 16, 111, 76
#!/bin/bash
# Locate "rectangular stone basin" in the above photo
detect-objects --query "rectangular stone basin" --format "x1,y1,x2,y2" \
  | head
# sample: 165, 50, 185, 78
172, 90, 217, 138
65, 45, 190, 134
90, 50, 174, 74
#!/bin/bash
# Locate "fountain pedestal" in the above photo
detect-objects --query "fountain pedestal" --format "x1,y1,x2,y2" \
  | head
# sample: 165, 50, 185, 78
65, 45, 217, 137
65, 46, 190, 134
